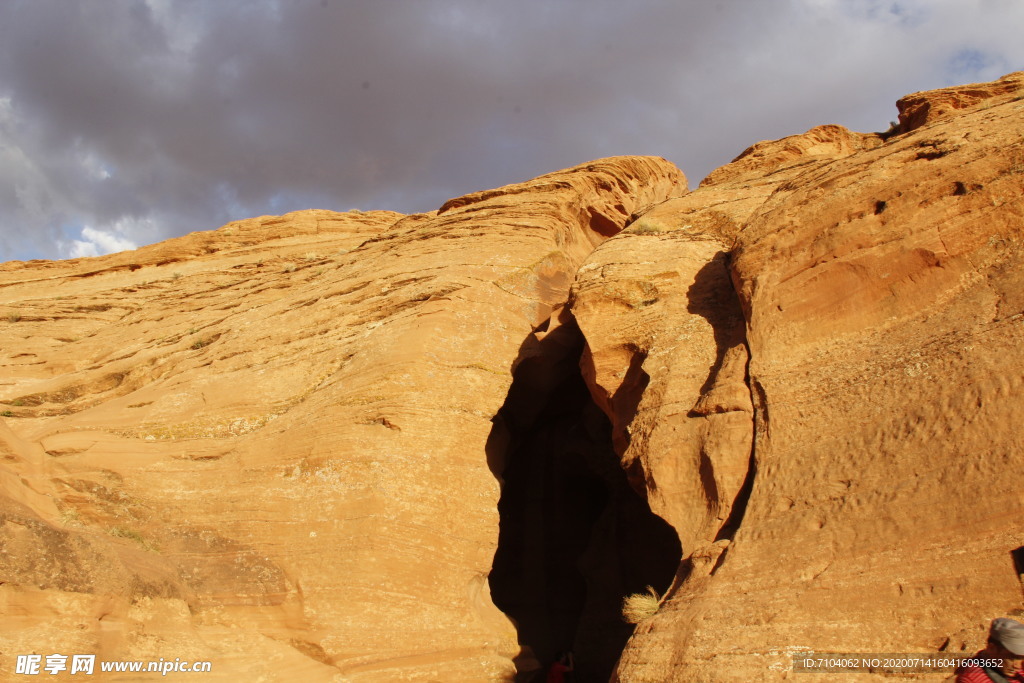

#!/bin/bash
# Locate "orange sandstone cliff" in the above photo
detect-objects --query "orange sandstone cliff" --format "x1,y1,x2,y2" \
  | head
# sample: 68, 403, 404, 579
1, 73, 1023, 682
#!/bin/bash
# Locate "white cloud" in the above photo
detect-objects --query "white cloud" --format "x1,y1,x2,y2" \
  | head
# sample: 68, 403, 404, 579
58, 223, 139, 259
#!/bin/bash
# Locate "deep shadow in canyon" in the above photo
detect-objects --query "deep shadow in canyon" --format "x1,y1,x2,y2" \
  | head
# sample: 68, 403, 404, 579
488, 310, 681, 682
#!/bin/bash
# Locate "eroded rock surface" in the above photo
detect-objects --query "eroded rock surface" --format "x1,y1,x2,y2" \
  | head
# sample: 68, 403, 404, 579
569, 120, 884, 556
3, 71, 1024, 683
0, 158, 686, 681
601, 73, 1024, 681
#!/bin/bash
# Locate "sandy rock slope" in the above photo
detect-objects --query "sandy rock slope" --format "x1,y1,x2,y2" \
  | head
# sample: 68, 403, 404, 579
0, 158, 685, 681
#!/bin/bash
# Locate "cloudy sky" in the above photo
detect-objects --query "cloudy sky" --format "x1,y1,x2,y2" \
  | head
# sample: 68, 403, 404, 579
1, 0, 1022, 261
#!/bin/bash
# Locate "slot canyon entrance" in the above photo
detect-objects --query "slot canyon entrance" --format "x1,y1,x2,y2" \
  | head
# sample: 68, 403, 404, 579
488, 311, 681, 682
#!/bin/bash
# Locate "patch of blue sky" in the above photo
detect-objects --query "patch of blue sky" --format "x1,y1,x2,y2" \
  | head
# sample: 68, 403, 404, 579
266, 192, 295, 216
54, 223, 91, 259
7, 244, 47, 262
213, 182, 251, 222
944, 48, 1008, 82
872, 0, 928, 26
806, 0, 929, 27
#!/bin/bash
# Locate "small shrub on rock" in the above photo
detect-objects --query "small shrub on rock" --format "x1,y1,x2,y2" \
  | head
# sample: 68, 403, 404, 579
622, 586, 661, 624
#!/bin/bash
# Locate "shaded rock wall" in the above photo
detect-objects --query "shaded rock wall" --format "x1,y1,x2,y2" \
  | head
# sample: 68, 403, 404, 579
487, 307, 680, 682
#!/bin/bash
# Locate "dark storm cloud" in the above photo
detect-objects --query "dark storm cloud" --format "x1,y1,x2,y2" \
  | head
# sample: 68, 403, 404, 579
1, 0, 1022, 260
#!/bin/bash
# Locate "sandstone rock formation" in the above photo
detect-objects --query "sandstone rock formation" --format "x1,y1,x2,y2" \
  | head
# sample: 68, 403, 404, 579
595, 71, 1024, 681
0, 159, 686, 681
3, 71, 1024, 683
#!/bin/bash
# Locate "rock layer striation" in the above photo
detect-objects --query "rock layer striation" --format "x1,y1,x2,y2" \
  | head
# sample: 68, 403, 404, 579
602, 71, 1024, 682
3, 72, 1024, 682
0, 159, 685, 681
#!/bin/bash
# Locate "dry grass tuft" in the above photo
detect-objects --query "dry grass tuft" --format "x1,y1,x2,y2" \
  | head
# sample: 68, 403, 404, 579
630, 220, 665, 235
108, 526, 159, 551
622, 586, 661, 624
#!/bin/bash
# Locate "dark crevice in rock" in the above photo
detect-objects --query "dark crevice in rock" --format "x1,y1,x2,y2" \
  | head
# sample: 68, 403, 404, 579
693, 250, 760, 573
687, 252, 741, 394
1011, 547, 1024, 603
707, 267, 767, 574
714, 351, 759, 545
714, 443, 758, 548
488, 310, 680, 683
750, 377, 770, 439
600, 346, 650, 458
